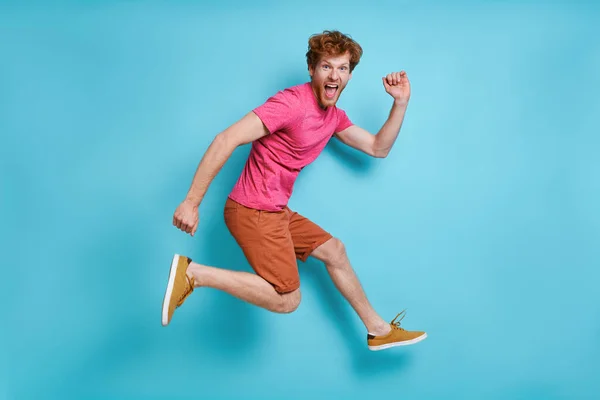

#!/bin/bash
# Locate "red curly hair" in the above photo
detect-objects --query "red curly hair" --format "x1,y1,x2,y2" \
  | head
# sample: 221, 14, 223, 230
306, 30, 363, 73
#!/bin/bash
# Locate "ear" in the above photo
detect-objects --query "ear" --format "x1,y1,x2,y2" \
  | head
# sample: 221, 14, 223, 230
308, 64, 314, 78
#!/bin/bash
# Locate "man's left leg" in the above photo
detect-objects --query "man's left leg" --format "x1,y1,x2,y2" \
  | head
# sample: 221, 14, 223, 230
310, 237, 391, 335
287, 208, 427, 349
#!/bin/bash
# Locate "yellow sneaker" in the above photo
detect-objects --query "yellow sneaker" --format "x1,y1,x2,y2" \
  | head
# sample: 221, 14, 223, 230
161, 254, 195, 326
367, 310, 427, 351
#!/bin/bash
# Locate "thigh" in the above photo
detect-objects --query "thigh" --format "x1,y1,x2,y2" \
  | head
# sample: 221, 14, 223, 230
286, 208, 333, 262
224, 199, 299, 293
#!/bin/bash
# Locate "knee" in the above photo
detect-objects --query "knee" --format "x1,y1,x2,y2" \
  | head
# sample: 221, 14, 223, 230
276, 289, 301, 313
322, 238, 347, 267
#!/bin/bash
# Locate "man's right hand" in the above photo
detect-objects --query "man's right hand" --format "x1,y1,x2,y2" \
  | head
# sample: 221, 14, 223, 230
173, 199, 199, 236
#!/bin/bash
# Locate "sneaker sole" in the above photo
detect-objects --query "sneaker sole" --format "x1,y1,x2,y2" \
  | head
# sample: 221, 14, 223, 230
161, 254, 181, 326
368, 332, 428, 351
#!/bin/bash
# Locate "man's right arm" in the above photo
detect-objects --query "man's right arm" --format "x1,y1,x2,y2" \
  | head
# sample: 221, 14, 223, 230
173, 111, 268, 235
185, 111, 269, 205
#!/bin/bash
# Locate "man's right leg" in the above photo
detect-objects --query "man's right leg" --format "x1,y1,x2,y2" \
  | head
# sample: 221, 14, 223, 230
186, 262, 300, 314
162, 198, 302, 326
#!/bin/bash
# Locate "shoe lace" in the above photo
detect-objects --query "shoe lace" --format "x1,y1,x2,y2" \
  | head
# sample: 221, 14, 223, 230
176, 275, 195, 306
390, 309, 407, 331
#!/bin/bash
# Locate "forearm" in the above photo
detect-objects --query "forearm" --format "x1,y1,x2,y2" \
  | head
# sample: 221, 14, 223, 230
373, 100, 408, 157
185, 134, 235, 206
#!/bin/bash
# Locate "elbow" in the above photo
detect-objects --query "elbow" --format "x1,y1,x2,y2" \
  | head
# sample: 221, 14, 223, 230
214, 131, 239, 152
371, 138, 390, 158
372, 148, 390, 158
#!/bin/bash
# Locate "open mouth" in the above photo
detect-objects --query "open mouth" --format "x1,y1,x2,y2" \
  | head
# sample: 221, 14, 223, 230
324, 83, 339, 99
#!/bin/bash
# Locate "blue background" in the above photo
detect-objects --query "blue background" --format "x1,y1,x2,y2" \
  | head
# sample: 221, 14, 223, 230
2, 1, 599, 399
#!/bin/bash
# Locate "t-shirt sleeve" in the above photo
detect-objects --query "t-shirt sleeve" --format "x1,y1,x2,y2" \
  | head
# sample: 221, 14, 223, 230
335, 108, 353, 133
252, 89, 304, 134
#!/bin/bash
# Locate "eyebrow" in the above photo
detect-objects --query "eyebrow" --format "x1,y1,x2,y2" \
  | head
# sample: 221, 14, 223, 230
322, 60, 350, 67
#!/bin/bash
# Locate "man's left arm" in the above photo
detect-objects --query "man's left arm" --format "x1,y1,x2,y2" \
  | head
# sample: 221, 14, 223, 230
335, 71, 410, 158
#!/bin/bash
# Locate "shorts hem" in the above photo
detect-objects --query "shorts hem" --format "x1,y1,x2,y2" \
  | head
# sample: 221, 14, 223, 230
298, 233, 333, 262
274, 282, 300, 294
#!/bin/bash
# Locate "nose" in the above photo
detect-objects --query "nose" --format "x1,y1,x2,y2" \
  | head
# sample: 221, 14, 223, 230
329, 68, 339, 81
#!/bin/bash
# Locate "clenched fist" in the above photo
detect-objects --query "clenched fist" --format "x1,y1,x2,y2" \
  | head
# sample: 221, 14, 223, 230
173, 199, 199, 236
382, 71, 410, 105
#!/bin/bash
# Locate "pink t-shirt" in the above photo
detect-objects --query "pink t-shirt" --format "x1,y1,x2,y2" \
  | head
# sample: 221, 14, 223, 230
228, 82, 353, 211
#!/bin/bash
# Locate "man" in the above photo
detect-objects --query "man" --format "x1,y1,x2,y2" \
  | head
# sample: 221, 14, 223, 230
162, 30, 427, 351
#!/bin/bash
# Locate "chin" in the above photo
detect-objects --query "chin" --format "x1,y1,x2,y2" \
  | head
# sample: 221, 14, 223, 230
319, 93, 340, 108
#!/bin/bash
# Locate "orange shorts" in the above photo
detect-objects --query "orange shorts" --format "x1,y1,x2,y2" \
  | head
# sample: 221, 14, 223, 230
224, 198, 332, 293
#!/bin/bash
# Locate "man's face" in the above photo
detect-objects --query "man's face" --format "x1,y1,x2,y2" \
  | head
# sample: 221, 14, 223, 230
309, 52, 352, 109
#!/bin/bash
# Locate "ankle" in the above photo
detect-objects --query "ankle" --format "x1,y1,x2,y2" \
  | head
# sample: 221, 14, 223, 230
368, 322, 391, 337
186, 262, 204, 287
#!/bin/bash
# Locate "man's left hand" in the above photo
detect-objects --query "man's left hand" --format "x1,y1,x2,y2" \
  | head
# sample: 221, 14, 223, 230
382, 71, 410, 105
